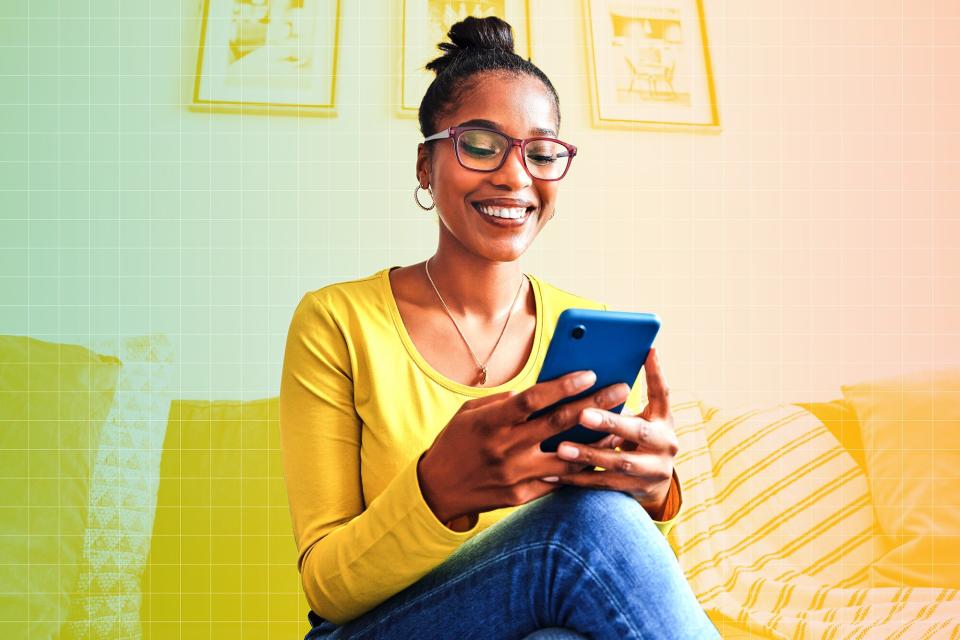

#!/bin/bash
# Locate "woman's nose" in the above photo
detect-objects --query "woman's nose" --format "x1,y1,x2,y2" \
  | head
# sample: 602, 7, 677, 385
490, 144, 532, 189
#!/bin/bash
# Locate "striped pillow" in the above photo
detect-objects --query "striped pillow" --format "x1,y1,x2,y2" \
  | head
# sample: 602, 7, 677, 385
667, 400, 882, 628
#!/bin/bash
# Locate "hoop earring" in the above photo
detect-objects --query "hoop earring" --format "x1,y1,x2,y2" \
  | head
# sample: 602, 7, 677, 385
414, 184, 435, 211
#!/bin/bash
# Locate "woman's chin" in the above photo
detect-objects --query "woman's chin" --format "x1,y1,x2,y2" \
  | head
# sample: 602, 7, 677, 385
477, 224, 543, 261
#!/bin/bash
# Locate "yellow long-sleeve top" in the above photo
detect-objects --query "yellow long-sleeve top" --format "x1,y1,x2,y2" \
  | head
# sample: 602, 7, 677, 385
279, 266, 684, 625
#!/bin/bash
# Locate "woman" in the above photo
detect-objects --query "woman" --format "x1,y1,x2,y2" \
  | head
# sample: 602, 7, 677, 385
279, 16, 719, 640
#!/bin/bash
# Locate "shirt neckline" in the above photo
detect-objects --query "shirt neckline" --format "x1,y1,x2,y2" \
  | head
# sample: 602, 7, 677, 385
380, 265, 544, 396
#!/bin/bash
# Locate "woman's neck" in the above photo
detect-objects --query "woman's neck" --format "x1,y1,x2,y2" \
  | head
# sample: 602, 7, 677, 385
424, 251, 527, 323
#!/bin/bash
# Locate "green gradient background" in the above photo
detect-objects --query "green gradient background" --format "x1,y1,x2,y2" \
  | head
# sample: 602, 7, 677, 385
2, 0, 367, 401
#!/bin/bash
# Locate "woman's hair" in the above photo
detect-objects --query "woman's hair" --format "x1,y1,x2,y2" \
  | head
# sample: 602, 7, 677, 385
418, 16, 561, 139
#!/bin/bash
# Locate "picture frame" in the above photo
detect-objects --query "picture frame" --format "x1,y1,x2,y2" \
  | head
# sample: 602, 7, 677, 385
400, 0, 533, 117
584, 0, 720, 130
191, 0, 341, 116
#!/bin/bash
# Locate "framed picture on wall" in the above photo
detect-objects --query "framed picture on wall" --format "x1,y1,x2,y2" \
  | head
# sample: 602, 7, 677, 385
585, 0, 720, 130
400, 0, 532, 116
192, 0, 341, 115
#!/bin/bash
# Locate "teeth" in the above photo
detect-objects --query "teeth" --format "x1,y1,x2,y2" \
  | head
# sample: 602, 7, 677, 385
477, 205, 529, 219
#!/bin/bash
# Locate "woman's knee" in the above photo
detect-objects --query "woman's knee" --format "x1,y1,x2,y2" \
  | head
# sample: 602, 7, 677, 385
534, 485, 661, 535
509, 485, 675, 568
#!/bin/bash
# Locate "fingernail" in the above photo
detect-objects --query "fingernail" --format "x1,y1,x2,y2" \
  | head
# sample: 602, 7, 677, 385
577, 370, 596, 387
582, 409, 602, 426
541, 476, 559, 482
557, 444, 579, 460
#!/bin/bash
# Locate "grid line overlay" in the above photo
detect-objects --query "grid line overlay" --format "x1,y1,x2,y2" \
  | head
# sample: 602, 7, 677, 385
1, 0, 958, 638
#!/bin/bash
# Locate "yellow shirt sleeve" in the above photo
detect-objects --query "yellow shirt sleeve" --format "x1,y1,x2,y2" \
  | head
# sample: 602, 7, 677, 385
279, 292, 482, 625
650, 468, 684, 537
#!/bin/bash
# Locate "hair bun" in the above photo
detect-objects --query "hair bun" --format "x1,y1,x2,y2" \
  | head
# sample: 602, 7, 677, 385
425, 16, 516, 75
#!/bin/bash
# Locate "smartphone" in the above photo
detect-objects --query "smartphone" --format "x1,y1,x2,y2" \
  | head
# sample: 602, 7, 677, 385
528, 308, 661, 452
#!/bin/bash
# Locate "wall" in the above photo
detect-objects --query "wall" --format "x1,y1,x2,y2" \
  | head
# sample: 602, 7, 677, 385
1, 0, 957, 409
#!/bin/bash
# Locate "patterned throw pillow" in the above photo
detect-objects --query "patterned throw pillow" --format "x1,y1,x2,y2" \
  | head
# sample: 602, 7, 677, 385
666, 398, 881, 635
60, 335, 175, 639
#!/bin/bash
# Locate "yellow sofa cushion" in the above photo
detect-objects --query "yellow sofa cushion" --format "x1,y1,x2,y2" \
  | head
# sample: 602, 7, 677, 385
140, 397, 311, 639
841, 368, 960, 587
0, 336, 120, 640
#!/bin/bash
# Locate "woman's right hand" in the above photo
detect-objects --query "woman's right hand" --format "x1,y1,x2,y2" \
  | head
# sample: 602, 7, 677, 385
416, 370, 632, 526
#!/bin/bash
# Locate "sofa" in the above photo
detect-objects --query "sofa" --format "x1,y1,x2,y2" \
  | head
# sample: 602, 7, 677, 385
2, 335, 958, 639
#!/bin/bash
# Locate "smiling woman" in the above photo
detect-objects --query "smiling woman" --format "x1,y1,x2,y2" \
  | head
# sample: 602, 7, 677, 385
279, 15, 717, 640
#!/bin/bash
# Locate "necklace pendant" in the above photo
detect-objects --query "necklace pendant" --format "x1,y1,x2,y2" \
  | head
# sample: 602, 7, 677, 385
478, 366, 487, 385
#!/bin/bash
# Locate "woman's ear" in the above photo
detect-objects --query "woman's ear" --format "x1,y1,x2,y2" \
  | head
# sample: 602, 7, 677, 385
416, 143, 431, 187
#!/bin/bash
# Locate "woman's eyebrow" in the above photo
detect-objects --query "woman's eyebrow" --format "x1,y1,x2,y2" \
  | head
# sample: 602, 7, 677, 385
457, 118, 557, 137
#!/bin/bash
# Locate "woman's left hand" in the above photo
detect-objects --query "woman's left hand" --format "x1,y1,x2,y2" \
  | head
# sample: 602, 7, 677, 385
544, 347, 679, 519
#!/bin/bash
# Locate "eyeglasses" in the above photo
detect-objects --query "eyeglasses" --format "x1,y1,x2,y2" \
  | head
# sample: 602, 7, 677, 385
423, 126, 578, 181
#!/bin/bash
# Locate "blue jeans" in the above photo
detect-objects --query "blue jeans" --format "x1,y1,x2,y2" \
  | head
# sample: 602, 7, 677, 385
303, 485, 719, 639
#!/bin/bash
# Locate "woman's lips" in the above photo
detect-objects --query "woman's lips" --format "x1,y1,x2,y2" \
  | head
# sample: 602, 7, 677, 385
471, 197, 536, 209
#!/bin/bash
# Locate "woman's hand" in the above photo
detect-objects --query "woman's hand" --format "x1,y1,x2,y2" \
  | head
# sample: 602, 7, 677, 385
416, 370, 634, 527
541, 347, 679, 520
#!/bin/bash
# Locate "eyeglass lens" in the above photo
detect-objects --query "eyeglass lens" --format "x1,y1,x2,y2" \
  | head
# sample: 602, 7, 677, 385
456, 129, 571, 180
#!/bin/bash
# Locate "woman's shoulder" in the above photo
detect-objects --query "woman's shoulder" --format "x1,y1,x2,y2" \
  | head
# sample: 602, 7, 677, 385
286, 269, 394, 348
298, 268, 387, 315
529, 273, 607, 313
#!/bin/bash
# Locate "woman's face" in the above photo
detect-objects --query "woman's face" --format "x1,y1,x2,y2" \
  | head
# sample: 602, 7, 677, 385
417, 72, 563, 263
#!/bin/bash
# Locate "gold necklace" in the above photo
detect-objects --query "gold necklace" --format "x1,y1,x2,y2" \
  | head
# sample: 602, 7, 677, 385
424, 257, 526, 386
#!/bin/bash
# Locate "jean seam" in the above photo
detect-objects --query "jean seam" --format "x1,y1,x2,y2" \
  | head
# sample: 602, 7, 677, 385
541, 540, 647, 638
347, 539, 644, 638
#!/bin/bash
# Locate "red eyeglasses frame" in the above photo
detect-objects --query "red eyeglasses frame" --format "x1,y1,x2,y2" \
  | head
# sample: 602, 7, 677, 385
423, 126, 578, 181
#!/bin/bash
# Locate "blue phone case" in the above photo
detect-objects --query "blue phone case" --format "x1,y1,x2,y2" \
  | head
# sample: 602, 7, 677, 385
529, 308, 661, 452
